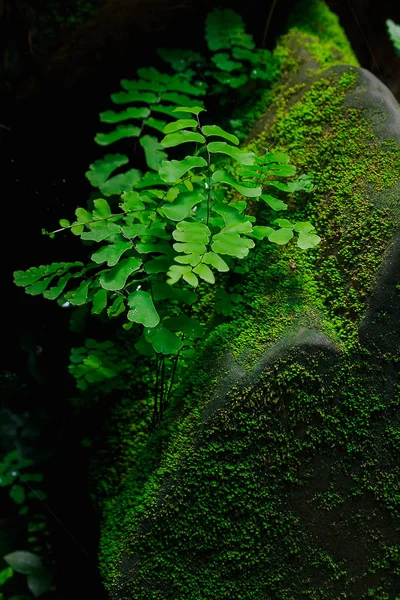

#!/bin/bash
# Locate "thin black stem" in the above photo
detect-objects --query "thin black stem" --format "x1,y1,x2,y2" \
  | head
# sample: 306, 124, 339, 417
165, 335, 185, 407
153, 355, 160, 427
262, 0, 278, 48
159, 355, 166, 420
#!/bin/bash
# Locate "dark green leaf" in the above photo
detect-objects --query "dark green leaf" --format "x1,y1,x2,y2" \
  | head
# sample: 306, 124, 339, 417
9, 484, 25, 504
69, 280, 90, 306
140, 135, 168, 171
172, 106, 206, 116
27, 568, 53, 598
145, 326, 183, 355
100, 169, 143, 196
100, 107, 150, 123
127, 290, 160, 327
4, 551, 42, 575
144, 117, 167, 133
111, 90, 158, 104
99, 257, 142, 291
163, 315, 203, 338
107, 296, 126, 318
95, 125, 140, 146
85, 154, 129, 187
211, 52, 242, 71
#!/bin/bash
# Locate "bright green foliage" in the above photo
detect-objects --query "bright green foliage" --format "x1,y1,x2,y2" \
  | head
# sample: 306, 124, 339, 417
14, 108, 318, 358
386, 19, 400, 53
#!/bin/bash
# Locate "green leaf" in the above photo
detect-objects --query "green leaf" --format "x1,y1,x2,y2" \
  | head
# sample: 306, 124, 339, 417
99, 257, 142, 291
211, 52, 242, 72
43, 274, 72, 300
163, 119, 198, 133
173, 242, 206, 255
193, 263, 215, 283
111, 90, 158, 104
100, 169, 143, 196
27, 568, 53, 598
293, 222, 315, 233
203, 252, 229, 272
274, 219, 293, 228
140, 135, 168, 171
183, 272, 198, 287
127, 290, 160, 327
59, 219, 70, 228
86, 154, 129, 187
211, 202, 246, 225
75, 207, 91, 222
297, 231, 321, 249
100, 107, 150, 123
121, 77, 164, 92
145, 325, 183, 354
163, 315, 203, 338
211, 232, 255, 258
69, 280, 90, 306
268, 228, 294, 245
9, 484, 25, 504
387, 19, 400, 51
161, 190, 204, 221
161, 130, 205, 148
92, 243, 132, 267
212, 169, 261, 198
145, 117, 167, 133
4, 552, 42, 575
145, 257, 171, 274
107, 296, 126, 318
260, 194, 287, 211
172, 106, 206, 116
172, 221, 210, 244
81, 222, 121, 242
95, 125, 140, 146
0, 567, 13, 586
201, 125, 239, 145
92, 198, 112, 219
160, 92, 200, 106
157, 48, 204, 72
207, 142, 254, 165
248, 225, 274, 240
213, 72, 248, 88
159, 156, 207, 183
166, 264, 192, 285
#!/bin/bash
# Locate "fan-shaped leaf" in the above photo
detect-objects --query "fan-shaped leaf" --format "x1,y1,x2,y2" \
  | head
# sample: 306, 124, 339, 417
207, 141, 254, 165
159, 156, 207, 183
211, 232, 254, 258
99, 257, 142, 291
121, 78, 164, 92
92, 198, 112, 219
144, 117, 167, 133
91, 242, 132, 266
163, 119, 198, 134
100, 107, 150, 123
95, 125, 140, 146
193, 263, 215, 283
293, 221, 315, 233
161, 190, 204, 221
81, 222, 121, 242
161, 130, 205, 148
173, 242, 206, 254
92, 289, 108, 314
212, 169, 261, 197
43, 274, 73, 300
172, 221, 210, 244
163, 315, 203, 338
201, 125, 239, 145
211, 53, 242, 72
260, 194, 288, 211
100, 169, 142, 196
111, 90, 158, 104
203, 252, 229, 271
268, 228, 294, 245
86, 154, 129, 187
172, 106, 206, 116
127, 290, 160, 327
140, 135, 168, 171
145, 325, 183, 354
248, 225, 274, 240
297, 232, 321, 249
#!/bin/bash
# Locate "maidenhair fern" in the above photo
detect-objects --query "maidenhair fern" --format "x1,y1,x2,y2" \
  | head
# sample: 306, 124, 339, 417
386, 19, 400, 54
14, 8, 320, 424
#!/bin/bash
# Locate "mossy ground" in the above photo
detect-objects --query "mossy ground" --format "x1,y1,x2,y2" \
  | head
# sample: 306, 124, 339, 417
94, 2, 400, 598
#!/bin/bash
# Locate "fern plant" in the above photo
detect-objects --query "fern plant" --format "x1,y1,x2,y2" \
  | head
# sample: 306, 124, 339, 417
386, 19, 400, 55
13, 9, 320, 424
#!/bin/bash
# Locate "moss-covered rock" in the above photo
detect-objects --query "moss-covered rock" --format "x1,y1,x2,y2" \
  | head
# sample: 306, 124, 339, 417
96, 2, 400, 598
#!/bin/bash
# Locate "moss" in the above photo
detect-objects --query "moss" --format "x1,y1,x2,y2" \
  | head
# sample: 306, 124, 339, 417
95, 3, 400, 598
